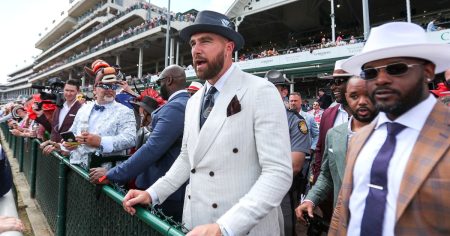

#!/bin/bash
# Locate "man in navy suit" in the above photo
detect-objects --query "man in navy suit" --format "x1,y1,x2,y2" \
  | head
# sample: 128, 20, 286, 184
89, 65, 189, 221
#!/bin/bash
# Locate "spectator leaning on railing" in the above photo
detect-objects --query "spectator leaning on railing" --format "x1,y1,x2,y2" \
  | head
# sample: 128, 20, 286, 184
90, 65, 190, 222
62, 61, 136, 170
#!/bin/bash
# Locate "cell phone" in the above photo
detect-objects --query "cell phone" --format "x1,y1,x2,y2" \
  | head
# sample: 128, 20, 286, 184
60, 131, 78, 144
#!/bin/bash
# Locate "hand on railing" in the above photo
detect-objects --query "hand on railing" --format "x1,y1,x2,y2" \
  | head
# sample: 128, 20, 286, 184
40, 140, 62, 156
122, 189, 152, 215
89, 167, 109, 184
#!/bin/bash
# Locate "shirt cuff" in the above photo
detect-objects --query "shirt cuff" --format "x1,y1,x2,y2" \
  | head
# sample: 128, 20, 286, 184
302, 199, 316, 208
100, 136, 114, 153
217, 222, 234, 236
145, 187, 160, 207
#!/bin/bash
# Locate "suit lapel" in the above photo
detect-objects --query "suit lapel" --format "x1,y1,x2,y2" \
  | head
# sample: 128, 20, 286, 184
334, 124, 349, 180
58, 101, 80, 132
192, 67, 244, 166
339, 119, 377, 226
396, 102, 450, 220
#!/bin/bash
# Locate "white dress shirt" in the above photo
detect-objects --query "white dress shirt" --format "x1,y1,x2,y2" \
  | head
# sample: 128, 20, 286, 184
348, 95, 436, 236
334, 104, 349, 127
58, 101, 76, 129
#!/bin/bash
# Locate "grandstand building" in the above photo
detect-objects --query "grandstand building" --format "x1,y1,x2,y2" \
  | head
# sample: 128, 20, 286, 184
1, 0, 450, 103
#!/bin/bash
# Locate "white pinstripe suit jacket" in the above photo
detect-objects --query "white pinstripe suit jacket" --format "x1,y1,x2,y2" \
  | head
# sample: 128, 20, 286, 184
149, 66, 293, 235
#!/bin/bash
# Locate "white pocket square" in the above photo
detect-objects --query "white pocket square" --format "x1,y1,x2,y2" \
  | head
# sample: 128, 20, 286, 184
328, 148, 334, 153
69, 114, 76, 117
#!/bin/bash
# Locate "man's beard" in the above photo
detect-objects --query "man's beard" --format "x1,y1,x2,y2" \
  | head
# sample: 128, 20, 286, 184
371, 78, 424, 118
160, 84, 169, 100
353, 107, 378, 123
194, 50, 225, 80
103, 95, 115, 103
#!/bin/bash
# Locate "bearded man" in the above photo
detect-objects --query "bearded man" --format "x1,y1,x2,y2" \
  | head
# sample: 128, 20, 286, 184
122, 11, 292, 236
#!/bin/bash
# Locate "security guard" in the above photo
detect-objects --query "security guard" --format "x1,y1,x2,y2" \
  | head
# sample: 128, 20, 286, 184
265, 70, 311, 236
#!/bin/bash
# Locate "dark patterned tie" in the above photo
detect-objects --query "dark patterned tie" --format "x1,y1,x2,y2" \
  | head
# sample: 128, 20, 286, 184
200, 86, 217, 128
360, 122, 406, 236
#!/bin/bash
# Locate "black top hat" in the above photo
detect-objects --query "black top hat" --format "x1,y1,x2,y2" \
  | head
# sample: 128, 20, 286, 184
265, 70, 287, 86
130, 96, 158, 115
180, 10, 244, 51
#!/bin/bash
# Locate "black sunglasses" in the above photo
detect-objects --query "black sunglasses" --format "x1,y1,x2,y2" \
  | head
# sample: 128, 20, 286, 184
360, 62, 423, 80
330, 77, 350, 86
156, 77, 168, 87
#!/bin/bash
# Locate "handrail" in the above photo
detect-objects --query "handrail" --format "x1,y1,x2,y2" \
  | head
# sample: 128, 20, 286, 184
0, 125, 185, 236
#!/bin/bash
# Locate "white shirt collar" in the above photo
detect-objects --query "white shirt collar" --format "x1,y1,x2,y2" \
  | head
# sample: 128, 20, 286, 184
204, 64, 236, 93
347, 116, 354, 133
63, 100, 76, 109
168, 90, 187, 101
375, 94, 436, 131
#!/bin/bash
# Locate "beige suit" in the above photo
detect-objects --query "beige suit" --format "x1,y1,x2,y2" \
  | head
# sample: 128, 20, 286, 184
150, 66, 293, 235
329, 102, 450, 235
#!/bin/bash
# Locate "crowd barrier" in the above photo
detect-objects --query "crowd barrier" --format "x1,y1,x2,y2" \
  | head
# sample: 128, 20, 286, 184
0, 123, 185, 236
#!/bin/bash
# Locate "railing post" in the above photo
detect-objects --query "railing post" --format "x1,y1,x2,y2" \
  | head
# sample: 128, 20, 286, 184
56, 159, 67, 236
30, 139, 38, 198
11, 135, 17, 158
19, 137, 24, 172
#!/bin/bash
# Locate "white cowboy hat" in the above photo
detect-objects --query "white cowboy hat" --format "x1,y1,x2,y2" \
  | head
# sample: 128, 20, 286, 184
321, 59, 353, 79
342, 22, 450, 75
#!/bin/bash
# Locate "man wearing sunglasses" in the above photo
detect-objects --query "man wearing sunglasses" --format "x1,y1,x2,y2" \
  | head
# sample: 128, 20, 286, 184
90, 65, 189, 222
63, 65, 136, 170
329, 22, 450, 236
310, 59, 353, 223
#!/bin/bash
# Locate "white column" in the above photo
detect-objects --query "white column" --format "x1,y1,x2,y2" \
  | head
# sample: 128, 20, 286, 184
331, 0, 336, 43
164, 0, 171, 67
406, 0, 411, 23
170, 38, 175, 65
175, 40, 180, 65
234, 16, 244, 62
69, 71, 73, 80
138, 47, 144, 78
115, 55, 120, 66
362, 0, 370, 40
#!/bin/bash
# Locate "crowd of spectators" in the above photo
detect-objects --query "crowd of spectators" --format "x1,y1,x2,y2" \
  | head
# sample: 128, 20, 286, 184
238, 34, 362, 61
35, 1, 196, 76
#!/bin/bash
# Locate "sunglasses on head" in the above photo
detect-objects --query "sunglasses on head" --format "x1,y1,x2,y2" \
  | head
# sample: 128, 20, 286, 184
97, 83, 119, 90
360, 62, 424, 80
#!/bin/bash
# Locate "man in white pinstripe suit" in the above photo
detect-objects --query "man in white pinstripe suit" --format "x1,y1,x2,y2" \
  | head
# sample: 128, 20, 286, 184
122, 11, 292, 236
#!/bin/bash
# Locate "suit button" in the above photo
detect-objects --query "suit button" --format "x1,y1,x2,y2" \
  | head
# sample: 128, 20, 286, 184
232, 148, 238, 153
209, 171, 214, 177
191, 169, 196, 174
188, 195, 191, 199
212, 203, 218, 208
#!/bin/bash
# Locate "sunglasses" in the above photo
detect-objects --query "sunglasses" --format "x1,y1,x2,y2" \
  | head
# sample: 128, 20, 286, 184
156, 77, 168, 87
97, 83, 120, 90
330, 77, 350, 86
360, 62, 423, 80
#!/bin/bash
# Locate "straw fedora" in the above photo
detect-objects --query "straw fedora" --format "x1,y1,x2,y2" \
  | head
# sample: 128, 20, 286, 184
321, 59, 353, 79
342, 22, 450, 75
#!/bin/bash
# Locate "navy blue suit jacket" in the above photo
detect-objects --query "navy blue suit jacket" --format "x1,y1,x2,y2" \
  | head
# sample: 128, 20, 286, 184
107, 91, 189, 202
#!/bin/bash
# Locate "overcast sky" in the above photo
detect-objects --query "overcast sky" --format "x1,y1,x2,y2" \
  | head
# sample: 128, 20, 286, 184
0, 0, 232, 84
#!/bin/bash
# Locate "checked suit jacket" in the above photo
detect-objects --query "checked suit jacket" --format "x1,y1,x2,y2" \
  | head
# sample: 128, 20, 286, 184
306, 122, 348, 208
149, 66, 293, 236
329, 101, 450, 236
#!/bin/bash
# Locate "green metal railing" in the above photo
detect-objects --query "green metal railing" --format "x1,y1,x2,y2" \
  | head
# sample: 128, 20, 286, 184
0, 123, 185, 236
